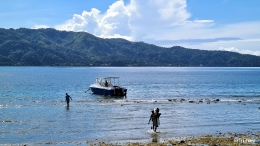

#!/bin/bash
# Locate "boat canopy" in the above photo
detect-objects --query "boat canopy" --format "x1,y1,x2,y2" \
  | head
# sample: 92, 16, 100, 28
95, 77, 120, 86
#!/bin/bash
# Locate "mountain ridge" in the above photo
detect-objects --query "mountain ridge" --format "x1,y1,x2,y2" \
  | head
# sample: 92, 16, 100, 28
0, 28, 260, 66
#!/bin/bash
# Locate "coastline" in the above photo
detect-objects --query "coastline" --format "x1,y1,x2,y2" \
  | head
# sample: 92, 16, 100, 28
85, 132, 260, 146
17, 132, 260, 146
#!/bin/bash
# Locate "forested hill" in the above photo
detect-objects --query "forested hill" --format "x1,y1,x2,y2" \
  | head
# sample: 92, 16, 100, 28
0, 28, 260, 66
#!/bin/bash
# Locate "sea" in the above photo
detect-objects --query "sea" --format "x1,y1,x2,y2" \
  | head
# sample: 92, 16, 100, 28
0, 67, 260, 145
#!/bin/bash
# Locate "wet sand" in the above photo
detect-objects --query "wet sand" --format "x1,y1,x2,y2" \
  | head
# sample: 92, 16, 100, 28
85, 132, 260, 146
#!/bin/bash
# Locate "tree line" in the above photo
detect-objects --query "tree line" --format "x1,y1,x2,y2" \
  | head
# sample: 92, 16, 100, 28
0, 28, 260, 66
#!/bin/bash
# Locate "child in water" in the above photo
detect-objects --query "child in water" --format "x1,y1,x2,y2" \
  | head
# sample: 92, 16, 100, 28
148, 108, 161, 132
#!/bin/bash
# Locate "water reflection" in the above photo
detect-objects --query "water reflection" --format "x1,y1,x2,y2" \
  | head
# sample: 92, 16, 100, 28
151, 132, 159, 143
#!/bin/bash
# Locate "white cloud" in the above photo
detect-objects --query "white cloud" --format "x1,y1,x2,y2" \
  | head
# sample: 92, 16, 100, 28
56, 0, 132, 40
54, 0, 260, 56
55, 0, 190, 41
194, 20, 214, 23
219, 47, 260, 56
32, 25, 50, 29
97, 0, 132, 39
126, 0, 191, 40
180, 38, 260, 56
56, 8, 101, 33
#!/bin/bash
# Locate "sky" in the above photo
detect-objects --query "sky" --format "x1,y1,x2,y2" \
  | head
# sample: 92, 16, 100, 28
1, 0, 260, 56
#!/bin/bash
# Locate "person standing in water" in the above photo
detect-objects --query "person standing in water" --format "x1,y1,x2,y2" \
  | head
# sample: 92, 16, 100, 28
148, 108, 161, 132
155, 108, 161, 127
65, 93, 72, 106
148, 110, 158, 132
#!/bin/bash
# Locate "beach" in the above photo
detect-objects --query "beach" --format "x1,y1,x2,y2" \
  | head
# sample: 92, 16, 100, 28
98, 133, 260, 146
93, 133, 260, 146
23, 132, 260, 145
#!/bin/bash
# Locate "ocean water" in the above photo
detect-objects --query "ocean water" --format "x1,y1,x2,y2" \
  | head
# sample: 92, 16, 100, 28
0, 67, 260, 145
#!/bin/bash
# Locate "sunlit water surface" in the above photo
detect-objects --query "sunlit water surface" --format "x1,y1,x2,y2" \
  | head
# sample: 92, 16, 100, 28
0, 67, 260, 145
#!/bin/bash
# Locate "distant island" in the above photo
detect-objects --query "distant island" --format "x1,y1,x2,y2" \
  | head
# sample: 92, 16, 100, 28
0, 28, 260, 66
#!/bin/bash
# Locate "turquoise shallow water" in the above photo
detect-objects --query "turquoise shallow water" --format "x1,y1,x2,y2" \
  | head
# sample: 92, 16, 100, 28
0, 67, 260, 145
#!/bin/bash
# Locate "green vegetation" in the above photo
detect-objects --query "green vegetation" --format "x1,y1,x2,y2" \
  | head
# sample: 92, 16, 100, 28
0, 28, 260, 66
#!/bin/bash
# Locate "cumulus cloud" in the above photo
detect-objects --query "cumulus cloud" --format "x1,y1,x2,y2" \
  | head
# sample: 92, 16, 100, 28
54, 0, 213, 41
56, 8, 101, 33
55, 0, 190, 41
56, 0, 132, 40
98, 0, 132, 40
126, 0, 191, 41
54, 0, 260, 56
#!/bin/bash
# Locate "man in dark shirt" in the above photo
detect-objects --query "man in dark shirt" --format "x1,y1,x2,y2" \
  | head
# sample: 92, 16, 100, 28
65, 93, 72, 106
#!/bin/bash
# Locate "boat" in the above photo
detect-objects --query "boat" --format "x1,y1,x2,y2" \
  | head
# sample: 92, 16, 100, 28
89, 77, 127, 96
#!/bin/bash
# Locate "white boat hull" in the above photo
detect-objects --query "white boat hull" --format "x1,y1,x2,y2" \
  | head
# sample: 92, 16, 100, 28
90, 83, 127, 96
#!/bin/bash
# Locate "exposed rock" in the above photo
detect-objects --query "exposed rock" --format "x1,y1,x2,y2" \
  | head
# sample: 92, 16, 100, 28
180, 98, 186, 102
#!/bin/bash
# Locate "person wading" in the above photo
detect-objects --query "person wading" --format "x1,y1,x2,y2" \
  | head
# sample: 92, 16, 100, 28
148, 108, 161, 132
65, 93, 72, 106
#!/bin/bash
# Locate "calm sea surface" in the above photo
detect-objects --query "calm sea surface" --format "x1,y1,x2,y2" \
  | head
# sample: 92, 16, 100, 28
0, 67, 260, 145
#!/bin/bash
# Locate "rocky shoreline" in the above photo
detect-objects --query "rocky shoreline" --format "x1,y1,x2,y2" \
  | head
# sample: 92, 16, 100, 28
110, 97, 260, 105
86, 132, 260, 146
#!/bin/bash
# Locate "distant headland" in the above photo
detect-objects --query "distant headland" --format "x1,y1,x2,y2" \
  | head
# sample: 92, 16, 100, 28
0, 28, 260, 66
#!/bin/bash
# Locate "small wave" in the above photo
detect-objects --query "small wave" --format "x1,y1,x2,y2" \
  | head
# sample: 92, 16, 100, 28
234, 121, 260, 125
32, 100, 45, 103
0, 105, 8, 108
146, 129, 166, 134
146, 129, 157, 134
1, 120, 15, 123
115, 99, 169, 103
113, 117, 132, 120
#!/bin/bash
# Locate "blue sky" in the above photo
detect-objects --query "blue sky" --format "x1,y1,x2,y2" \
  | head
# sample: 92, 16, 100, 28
1, 0, 260, 56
